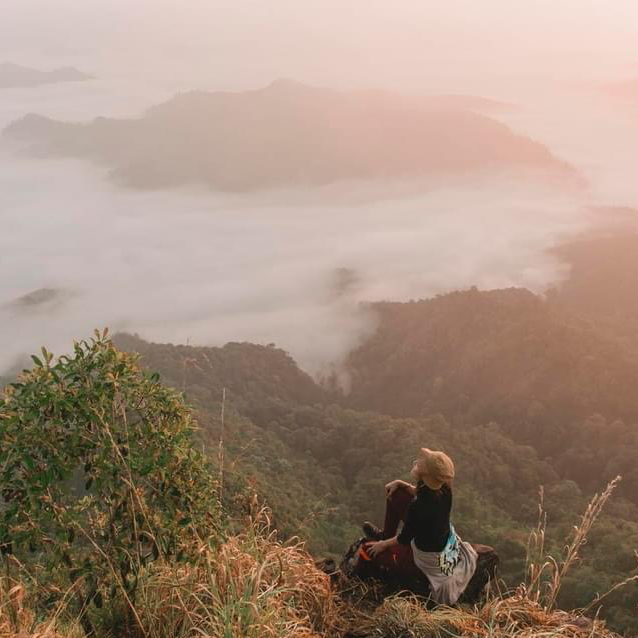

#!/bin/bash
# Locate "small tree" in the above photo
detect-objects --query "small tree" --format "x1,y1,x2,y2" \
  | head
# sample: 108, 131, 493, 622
0, 330, 220, 634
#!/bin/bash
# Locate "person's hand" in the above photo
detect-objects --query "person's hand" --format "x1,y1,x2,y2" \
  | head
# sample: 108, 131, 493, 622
385, 480, 402, 499
367, 539, 388, 558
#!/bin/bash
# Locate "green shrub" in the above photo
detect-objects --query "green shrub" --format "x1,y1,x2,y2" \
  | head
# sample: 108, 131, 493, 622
0, 330, 221, 634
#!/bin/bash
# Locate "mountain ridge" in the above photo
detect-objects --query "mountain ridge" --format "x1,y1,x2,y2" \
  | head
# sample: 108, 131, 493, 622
0, 61, 92, 88
2, 79, 576, 191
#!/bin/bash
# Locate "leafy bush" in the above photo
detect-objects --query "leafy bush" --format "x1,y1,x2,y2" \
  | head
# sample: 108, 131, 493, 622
0, 330, 221, 634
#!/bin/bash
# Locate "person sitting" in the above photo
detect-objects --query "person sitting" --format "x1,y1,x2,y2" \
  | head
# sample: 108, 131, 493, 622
363, 447, 492, 605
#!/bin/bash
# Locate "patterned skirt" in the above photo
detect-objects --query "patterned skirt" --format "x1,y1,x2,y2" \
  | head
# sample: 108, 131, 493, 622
411, 531, 478, 605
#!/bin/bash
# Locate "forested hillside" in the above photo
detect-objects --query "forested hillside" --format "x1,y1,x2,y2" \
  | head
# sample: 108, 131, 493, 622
113, 277, 638, 635
344, 288, 638, 428
547, 232, 638, 345
3, 234, 637, 633
341, 234, 638, 508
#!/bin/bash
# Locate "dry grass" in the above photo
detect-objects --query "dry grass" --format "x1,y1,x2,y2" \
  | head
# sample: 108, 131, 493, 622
0, 577, 82, 638
122, 512, 350, 638
351, 587, 631, 638
352, 595, 475, 638
2, 482, 635, 638
1, 513, 347, 638
347, 593, 616, 638
1, 572, 620, 638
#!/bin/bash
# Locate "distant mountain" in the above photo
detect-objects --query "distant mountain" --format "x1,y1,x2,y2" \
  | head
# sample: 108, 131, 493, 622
0, 62, 92, 88
0, 287, 72, 314
0, 288, 74, 384
2, 79, 574, 191
342, 287, 638, 441
112, 333, 329, 411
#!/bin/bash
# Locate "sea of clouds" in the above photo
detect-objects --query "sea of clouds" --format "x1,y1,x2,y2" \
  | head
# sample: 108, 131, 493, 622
1, 72, 637, 377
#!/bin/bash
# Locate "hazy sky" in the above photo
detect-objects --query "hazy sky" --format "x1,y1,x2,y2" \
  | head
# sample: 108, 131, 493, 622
1, 1, 637, 92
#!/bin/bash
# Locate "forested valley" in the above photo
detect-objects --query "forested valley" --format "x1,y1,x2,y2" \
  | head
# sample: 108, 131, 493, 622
108, 232, 638, 634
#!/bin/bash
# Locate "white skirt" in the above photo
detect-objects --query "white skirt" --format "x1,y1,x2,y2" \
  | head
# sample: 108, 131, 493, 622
411, 536, 478, 605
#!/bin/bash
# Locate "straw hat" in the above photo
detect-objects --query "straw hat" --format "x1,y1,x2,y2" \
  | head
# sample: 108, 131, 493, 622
418, 448, 455, 489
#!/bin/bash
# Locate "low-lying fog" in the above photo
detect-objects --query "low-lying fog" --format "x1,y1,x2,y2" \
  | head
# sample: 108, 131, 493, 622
2, 1, 638, 376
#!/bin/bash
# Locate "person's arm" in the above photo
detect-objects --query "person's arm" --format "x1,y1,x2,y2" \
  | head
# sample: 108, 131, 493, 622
385, 479, 417, 499
368, 535, 399, 558
368, 500, 418, 557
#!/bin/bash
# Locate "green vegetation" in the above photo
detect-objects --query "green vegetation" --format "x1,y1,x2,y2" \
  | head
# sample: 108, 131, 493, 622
0, 510, 342, 638
112, 304, 638, 635
1, 321, 637, 637
4, 237, 638, 635
0, 331, 220, 635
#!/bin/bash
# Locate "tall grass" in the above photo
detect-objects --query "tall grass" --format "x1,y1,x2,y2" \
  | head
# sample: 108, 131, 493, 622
2, 480, 636, 638
125, 511, 347, 638
523, 475, 638, 616
0, 572, 83, 638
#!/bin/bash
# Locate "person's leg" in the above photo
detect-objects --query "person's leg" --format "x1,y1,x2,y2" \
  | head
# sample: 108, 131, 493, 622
382, 484, 414, 538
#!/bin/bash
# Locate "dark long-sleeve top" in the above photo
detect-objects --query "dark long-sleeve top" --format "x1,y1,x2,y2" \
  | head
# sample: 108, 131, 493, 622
397, 482, 452, 552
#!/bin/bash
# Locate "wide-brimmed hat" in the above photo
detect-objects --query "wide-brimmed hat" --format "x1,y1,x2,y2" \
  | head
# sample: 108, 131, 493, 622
418, 448, 455, 488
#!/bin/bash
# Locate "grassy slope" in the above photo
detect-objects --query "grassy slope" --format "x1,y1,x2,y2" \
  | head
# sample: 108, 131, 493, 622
1, 508, 630, 638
